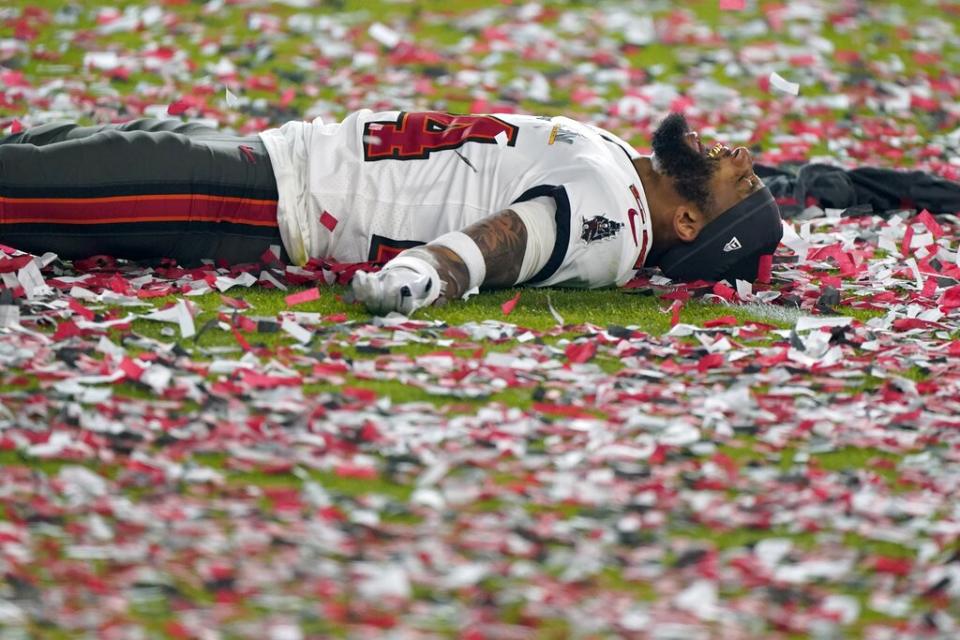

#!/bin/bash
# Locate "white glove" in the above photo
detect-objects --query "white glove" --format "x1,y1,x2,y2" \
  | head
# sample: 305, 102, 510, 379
351, 256, 442, 316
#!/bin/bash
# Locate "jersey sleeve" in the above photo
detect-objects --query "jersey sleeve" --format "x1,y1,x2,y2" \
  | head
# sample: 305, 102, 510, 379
513, 177, 645, 289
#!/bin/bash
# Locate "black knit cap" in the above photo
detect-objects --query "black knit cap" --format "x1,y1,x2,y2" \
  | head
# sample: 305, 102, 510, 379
658, 186, 783, 283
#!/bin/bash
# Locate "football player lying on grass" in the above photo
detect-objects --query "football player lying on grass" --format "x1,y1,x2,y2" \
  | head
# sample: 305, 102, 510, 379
0, 111, 782, 314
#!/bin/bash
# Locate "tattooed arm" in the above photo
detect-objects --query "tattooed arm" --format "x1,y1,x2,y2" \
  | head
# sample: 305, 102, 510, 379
352, 202, 555, 314
398, 209, 528, 301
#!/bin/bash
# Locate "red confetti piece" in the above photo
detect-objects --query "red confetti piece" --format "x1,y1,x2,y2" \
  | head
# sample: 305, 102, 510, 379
119, 357, 144, 381
670, 299, 683, 327
167, 99, 190, 116
712, 282, 736, 302
238, 144, 256, 164
231, 326, 251, 351
238, 369, 302, 388
319, 210, 339, 232
704, 315, 738, 328
334, 463, 377, 479
219, 294, 250, 310
915, 209, 944, 239
284, 287, 321, 307
501, 292, 521, 315
820, 275, 843, 289
52, 320, 85, 341
565, 341, 596, 364
871, 556, 913, 576
892, 317, 943, 331
343, 386, 377, 403
938, 285, 960, 310
697, 353, 725, 372
901, 224, 914, 255
0, 253, 33, 273
67, 298, 95, 321
756, 253, 773, 284
260, 246, 281, 264
532, 402, 594, 418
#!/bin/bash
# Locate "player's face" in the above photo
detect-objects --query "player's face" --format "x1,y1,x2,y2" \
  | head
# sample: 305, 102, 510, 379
687, 138, 765, 216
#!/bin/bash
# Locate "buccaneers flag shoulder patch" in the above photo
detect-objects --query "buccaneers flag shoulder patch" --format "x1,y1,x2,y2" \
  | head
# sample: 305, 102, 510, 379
581, 215, 623, 243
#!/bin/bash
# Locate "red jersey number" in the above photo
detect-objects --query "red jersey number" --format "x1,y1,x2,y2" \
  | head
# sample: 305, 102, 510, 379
363, 112, 518, 161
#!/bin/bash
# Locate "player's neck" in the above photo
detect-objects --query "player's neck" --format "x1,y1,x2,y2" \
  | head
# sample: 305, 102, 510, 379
632, 157, 682, 263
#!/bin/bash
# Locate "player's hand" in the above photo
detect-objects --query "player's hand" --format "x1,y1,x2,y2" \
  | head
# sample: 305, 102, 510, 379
351, 261, 441, 316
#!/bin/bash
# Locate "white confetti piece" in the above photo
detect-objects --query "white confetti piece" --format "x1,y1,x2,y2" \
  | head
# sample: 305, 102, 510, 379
259, 270, 288, 291
140, 300, 195, 339
667, 323, 700, 337
674, 580, 719, 620
0, 600, 26, 625
355, 563, 411, 599
368, 22, 400, 49
904, 256, 924, 290
546, 293, 564, 326
214, 272, 257, 292
794, 316, 853, 331
68, 286, 99, 301
769, 71, 800, 95
83, 51, 119, 70
58, 466, 109, 503
0, 305, 19, 329
225, 86, 240, 107
268, 623, 303, 640
141, 364, 173, 392
76, 315, 136, 331
281, 318, 312, 343
780, 221, 810, 261
755, 538, 793, 569
95, 336, 125, 358
18, 260, 51, 299
176, 299, 195, 339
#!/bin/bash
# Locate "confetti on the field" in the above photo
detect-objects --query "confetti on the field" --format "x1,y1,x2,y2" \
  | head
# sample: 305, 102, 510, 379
225, 86, 240, 108
368, 22, 401, 49
768, 70, 800, 95
167, 98, 189, 116
284, 287, 320, 306
500, 291, 521, 315
281, 317, 313, 343
719, 0, 746, 10
546, 293, 565, 326
2, 1, 960, 637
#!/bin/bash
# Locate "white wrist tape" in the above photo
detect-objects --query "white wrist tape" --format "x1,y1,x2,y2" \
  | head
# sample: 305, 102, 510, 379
428, 231, 486, 291
510, 196, 557, 284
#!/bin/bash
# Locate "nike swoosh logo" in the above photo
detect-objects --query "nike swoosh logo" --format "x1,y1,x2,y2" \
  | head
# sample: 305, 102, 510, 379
627, 209, 640, 246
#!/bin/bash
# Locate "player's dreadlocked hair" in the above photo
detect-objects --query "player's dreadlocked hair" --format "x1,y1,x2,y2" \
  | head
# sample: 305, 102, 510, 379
651, 113, 718, 217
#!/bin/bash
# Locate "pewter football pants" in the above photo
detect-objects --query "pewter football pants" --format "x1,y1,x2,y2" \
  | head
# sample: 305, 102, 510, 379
0, 119, 283, 265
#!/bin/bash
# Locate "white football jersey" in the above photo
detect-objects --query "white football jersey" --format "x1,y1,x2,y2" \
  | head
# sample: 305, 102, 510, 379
260, 109, 652, 288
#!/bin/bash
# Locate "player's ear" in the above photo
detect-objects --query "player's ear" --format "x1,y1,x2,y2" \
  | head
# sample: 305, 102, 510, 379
673, 205, 708, 243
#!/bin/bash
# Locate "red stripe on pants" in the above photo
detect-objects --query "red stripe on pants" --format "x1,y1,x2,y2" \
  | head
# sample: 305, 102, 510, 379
0, 194, 279, 227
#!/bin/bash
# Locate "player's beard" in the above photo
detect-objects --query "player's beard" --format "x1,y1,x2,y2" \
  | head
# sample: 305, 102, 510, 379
651, 113, 717, 214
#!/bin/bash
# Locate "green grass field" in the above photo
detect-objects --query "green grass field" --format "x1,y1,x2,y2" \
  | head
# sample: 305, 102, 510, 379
2, 0, 960, 638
